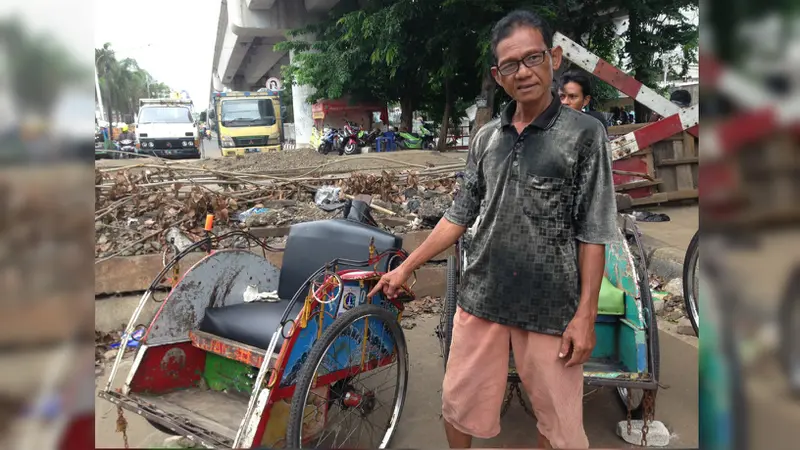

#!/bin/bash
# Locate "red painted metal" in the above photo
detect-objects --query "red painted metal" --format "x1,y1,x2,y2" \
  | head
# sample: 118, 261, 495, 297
59, 414, 94, 450
592, 59, 644, 99
189, 330, 268, 368
699, 52, 723, 86
632, 114, 685, 150
716, 108, 778, 155
128, 342, 205, 394
612, 157, 653, 199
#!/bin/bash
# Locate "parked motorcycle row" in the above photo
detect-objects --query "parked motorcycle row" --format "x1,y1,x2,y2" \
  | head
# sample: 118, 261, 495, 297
317, 119, 436, 156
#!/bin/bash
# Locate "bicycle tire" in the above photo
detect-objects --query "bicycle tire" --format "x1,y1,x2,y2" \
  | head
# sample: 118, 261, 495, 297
615, 224, 661, 418
683, 231, 700, 336
442, 255, 458, 369
286, 304, 408, 449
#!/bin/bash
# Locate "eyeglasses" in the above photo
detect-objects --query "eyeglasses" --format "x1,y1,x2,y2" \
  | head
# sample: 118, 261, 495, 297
495, 50, 551, 76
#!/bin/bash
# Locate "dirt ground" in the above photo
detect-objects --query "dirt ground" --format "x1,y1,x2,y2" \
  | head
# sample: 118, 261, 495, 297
95, 312, 700, 449
95, 149, 467, 175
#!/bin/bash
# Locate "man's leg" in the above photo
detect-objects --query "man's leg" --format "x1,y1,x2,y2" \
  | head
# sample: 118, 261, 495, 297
442, 306, 511, 448
510, 329, 589, 449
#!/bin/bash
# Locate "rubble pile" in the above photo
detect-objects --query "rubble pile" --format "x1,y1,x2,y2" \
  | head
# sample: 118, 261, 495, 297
95, 164, 460, 260
399, 296, 443, 330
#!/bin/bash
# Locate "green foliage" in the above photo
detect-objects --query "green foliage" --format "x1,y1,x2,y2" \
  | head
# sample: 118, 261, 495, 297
278, 0, 698, 124
95, 43, 172, 121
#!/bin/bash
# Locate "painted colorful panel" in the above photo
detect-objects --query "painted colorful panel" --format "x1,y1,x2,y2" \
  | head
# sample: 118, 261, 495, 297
279, 278, 400, 388
260, 386, 328, 448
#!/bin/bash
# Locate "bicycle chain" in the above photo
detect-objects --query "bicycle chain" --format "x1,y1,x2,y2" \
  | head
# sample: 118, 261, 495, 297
115, 404, 130, 449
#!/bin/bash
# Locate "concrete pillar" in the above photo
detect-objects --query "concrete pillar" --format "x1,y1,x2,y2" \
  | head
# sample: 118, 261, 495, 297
290, 33, 316, 149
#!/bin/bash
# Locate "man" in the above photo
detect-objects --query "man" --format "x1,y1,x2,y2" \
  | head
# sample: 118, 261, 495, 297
558, 69, 608, 130
118, 124, 135, 142
651, 89, 692, 121
369, 9, 617, 449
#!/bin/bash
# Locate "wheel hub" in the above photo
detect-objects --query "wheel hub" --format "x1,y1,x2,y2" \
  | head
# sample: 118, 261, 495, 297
341, 389, 376, 415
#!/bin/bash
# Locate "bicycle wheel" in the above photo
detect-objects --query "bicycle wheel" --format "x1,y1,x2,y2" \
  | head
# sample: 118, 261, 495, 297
441, 255, 458, 369
683, 230, 700, 336
616, 222, 661, 417
286, 304, 408, 449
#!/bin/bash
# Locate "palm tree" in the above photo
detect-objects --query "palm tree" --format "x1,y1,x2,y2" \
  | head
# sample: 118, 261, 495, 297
95, 43, 173, 124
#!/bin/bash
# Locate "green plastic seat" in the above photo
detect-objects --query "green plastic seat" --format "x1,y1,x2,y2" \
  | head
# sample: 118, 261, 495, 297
598, 276, 625, 316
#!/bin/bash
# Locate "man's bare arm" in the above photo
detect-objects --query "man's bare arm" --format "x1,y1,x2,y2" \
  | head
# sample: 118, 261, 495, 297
575, 242, 605, 319
400, 218, 466, 272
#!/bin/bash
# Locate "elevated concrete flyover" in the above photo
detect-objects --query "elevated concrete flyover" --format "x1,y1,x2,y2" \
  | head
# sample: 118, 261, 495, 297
211, 0, 342, 147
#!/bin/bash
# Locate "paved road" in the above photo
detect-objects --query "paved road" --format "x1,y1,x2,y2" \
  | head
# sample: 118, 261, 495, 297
95, 316, 699, 448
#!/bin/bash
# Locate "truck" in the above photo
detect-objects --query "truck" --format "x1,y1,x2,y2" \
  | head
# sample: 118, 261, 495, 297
208, 90, 282, 157
135, 98, 200, 159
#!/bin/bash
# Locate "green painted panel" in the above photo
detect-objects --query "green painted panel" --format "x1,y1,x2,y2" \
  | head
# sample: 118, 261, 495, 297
590, 322, 618, 359
203, 353, 256, 394
618, 318, 648, 373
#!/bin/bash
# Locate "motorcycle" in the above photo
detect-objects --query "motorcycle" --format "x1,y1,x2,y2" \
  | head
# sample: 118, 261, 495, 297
317, 127, 344, 155
115, 138, 136, 159
341, 120, 363, 155
396, 124, 435, 150
358, 128, 382, 148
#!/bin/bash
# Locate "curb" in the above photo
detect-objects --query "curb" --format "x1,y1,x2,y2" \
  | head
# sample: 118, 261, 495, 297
637, 232, 699, 344
639, 233, 685, 282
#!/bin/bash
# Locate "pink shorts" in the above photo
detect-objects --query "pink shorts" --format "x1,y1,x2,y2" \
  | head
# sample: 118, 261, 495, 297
442, 307, 589, 449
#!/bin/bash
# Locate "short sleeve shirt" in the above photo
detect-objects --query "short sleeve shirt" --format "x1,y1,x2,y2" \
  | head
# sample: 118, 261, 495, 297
444, 95, 619, 336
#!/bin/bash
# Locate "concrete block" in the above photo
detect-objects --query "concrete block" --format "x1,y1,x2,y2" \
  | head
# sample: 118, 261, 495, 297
616, 420, 670, 447
676, 317, 696, 336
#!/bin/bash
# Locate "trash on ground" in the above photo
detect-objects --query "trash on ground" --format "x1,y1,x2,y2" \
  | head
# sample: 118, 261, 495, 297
314, 185, 342, 205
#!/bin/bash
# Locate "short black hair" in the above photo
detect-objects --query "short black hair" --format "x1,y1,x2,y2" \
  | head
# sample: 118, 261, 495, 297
559, 69, 593, 98
669, 89, 692, 107
490, 10, 554, 63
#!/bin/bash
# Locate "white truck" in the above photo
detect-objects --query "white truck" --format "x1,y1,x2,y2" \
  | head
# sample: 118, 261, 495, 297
136, 98, 200, 159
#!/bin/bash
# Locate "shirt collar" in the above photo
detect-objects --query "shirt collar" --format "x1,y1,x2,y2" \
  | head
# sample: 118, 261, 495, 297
500, 91, 561, 130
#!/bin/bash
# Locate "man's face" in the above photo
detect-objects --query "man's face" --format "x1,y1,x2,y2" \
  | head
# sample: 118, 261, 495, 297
559, 81, 589, 111
492, 26, 562, 104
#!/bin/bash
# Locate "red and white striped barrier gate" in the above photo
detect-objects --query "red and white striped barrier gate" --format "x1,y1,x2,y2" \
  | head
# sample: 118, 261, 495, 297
554, 32, 699, 162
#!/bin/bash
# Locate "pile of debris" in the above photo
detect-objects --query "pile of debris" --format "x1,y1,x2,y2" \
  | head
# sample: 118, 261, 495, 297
399, 296, 443, 330
95, 163, 460, 260
649, 275, 695, 336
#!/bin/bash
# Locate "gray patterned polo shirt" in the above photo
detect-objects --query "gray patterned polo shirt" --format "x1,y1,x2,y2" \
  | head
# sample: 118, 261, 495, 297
444, 95, 618, 336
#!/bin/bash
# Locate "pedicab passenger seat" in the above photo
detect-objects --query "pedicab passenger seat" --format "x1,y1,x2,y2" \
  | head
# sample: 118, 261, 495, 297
199, 218, 403, 350
597, 276, 625, 316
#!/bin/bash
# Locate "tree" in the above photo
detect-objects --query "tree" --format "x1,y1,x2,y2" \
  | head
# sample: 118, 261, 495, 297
95, 43, 173, 123
278, 0, 697, 138
618, 0, 698, 119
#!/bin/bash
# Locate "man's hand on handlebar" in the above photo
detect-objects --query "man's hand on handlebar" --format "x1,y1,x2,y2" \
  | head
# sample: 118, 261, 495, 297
368, 265, 413, 299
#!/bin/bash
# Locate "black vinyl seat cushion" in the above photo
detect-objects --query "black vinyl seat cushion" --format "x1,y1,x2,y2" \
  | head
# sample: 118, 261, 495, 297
199, 300, 305, 350
197, 218, 403, 352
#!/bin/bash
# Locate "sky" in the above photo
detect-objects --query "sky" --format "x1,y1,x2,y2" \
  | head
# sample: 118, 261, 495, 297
94, 0, 221, 110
